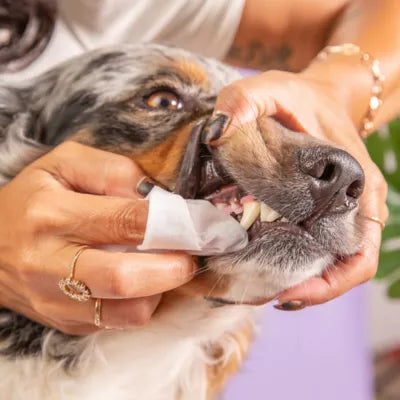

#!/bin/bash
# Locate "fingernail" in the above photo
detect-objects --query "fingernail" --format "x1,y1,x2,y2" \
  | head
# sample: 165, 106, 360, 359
201, 112, 231, 144
136, 177, 154, 197
204, 296, 236, 307
273, 300, 306, 311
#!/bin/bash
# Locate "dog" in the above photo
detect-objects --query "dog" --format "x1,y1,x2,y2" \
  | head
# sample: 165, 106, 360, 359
0, 44, 365, 400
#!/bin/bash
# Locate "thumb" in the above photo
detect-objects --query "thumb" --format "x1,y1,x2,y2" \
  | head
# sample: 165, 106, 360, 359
33, 141, 146, 198
202, 76, 308, 146
202, 79, 276, 145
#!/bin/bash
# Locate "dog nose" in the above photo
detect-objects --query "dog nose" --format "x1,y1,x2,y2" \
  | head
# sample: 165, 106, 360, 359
299, 147, 365, 213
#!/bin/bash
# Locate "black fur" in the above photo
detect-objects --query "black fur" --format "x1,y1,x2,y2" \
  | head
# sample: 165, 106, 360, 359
0, 309, 49, 358
45, 90, 98, 144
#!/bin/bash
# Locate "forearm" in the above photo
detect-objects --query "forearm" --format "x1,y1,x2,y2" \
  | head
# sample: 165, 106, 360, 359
303, 0, 400, 132
227, 0, 400, 132
225, 0, 350, 71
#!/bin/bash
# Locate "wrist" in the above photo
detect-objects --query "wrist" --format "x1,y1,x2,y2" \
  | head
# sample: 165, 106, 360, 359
301, 53, 376, 133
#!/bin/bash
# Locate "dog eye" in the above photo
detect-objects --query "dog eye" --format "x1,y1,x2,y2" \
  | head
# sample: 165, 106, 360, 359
146, 91, 183, 111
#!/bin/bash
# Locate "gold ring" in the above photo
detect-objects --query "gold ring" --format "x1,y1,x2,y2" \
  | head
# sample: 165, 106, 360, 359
94, 298, 102, 328
364, 215, 386, 230
59, 247, 91, 302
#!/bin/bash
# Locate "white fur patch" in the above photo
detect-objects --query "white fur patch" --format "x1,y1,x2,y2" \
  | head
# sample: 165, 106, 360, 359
0, 300, 255, 400
223, 255, 333, 303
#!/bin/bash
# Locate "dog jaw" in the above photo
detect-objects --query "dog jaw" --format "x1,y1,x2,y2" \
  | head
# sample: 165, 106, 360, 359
196, 116, 363, 303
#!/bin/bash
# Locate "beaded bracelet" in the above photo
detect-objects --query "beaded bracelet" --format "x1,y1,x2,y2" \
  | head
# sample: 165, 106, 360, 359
317, 43, 385, 138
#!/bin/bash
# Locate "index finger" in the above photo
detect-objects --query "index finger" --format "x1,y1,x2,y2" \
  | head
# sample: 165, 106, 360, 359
34, 141, 146, 198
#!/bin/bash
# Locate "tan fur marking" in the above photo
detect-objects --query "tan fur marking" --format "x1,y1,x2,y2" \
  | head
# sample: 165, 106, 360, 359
157, 270, 233, 315
173, 58, 209, 89
206, 323, 254, 399
69, 124, 195, 190
178, 270, 232, 298
131, 124, 193, 188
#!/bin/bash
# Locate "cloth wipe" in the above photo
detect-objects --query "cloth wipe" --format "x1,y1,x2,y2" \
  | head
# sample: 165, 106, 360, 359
137, 186, 248, 255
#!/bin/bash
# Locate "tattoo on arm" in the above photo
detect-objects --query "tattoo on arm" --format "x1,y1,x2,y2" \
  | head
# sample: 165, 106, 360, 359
227, 40, 292, 71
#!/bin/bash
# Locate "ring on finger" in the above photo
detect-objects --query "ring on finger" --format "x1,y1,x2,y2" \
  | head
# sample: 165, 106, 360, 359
364, 215, 386, 230
59, 246, 92, 302
93, 299, 122, 330
94, 298, 102, 328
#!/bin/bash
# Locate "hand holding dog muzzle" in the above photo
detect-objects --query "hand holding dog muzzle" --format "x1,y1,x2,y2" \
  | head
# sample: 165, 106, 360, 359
0, 142, 198, 334
206, 66, 389, 309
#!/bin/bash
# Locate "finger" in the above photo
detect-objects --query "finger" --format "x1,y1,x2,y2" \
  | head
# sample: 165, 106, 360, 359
99, 295, 161, 328
0, 298, 98, 336
202, 78, 275, 145
203, 74, 312, 145
53, 191, 149, 245
61, 248, 195, 299
360, 163, 389, 223
33, 141, 146, 198
276, 219, 382, 306
44, 294, 161, 329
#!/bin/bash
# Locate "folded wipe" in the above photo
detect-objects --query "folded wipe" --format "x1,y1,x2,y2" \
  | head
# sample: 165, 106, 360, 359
137, 187, 248, 256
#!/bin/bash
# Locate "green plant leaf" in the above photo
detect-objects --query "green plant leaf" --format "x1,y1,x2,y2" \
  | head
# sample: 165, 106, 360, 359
382, 223, 400, 241
367, 121, 400, 298
367, 119, 400, 191
375, 249, 400, 279
388, 278, 400, 298
366, 132, 385, 170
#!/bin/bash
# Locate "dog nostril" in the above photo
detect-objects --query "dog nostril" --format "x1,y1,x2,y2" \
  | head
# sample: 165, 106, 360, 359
318, 163, 336, 181
346, 179, 364, 199
302, 159, 337, 182
299, 146, 365, 212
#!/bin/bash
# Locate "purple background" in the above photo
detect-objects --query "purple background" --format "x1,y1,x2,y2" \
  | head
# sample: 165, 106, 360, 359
223, 286, 372, 400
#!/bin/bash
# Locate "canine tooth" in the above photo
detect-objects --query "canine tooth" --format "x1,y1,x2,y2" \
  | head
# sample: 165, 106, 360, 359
260, 202, 281, 222
240, 201, 260, 230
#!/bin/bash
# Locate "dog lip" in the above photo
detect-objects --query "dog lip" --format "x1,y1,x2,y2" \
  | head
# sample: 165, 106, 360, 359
197, 150, 234, 197
299, 192, 359, 231
174, 120, 206, 199
174, 119, 234, 199
249, 220, 314, 241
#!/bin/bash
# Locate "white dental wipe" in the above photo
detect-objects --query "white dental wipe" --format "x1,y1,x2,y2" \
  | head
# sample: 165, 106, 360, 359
137, 186, 248, 255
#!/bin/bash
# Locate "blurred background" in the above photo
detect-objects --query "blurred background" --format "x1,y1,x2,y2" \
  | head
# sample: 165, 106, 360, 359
223, 116, 400, 400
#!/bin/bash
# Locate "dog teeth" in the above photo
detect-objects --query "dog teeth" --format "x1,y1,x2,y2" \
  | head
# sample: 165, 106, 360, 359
240, 201, 261, 230
260, 202, 281, 222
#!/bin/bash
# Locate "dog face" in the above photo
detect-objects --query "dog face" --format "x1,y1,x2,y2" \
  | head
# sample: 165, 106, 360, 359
1, 44, 365, 304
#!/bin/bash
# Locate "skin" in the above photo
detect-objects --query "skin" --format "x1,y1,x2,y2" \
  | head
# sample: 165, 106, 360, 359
216, 0, 399, 307
0, 142, 194, 334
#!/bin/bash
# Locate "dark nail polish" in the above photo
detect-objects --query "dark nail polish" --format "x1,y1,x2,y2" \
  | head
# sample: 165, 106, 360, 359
137, 179, 154, 196
204, 296, 237, 307
201, 112, 230, 144
273, 300, 306, 311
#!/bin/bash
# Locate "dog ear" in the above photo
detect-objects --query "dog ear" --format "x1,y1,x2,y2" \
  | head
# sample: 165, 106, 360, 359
0, 85, 48, 185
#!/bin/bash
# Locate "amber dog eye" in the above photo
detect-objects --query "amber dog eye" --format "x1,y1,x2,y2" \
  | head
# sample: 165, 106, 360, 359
146, 91, 183, 111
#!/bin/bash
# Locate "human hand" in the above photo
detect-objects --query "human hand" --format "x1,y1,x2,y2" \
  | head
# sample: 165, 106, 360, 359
0, 142, 195, 333
205, 69, 388, 309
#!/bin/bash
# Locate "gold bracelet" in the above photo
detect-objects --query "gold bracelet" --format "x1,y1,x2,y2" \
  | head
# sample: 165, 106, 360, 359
317, 43, 385, 138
